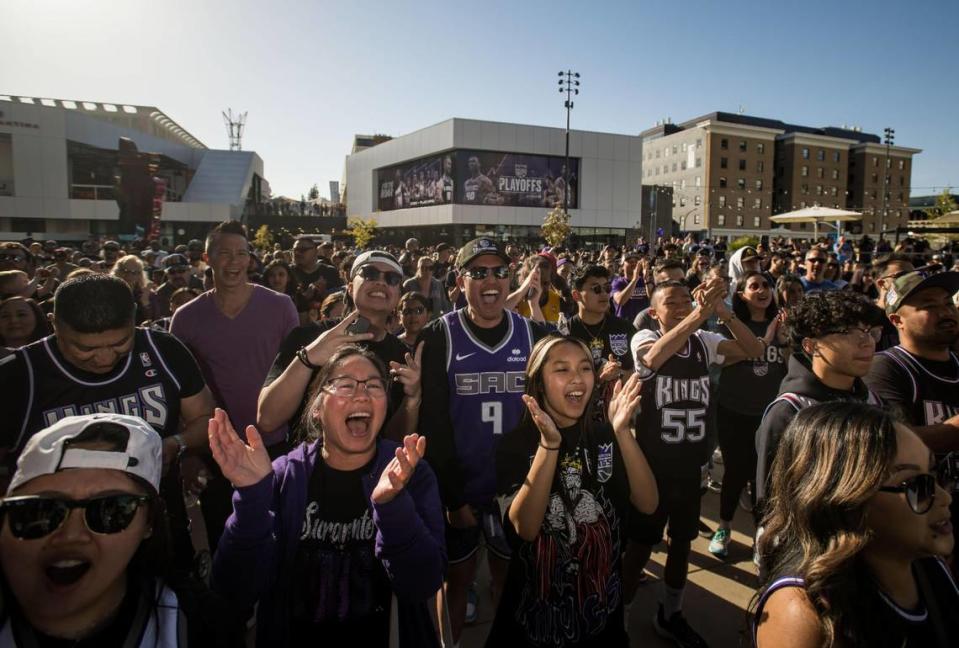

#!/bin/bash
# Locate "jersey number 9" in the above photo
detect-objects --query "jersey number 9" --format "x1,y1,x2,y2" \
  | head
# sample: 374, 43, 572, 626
482, 401, 503, 436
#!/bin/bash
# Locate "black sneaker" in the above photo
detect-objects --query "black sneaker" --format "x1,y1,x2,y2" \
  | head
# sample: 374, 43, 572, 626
653, 604, 709, 648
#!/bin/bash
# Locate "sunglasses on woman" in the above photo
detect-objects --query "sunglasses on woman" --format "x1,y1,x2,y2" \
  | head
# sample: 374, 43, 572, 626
358, 265, 403, 286
462, 265, 510, 280
878, 460, 957, 515
0, 494, 153, 540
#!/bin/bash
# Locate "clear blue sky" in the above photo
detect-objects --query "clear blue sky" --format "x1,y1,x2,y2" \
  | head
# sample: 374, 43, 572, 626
2, 0, 956, 201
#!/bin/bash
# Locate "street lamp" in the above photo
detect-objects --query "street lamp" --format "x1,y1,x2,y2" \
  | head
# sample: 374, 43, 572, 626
557, 70, 580, 216
880, 127, 895, 237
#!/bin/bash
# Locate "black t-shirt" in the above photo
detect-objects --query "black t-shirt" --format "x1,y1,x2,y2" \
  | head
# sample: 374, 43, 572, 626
490, 421, 630, 647
866, 346, 959, 426
291, 263, 341, 313
264, 319, 408, 440
416, 312, 548, 508
717, 319, 789, 416
290, 456, 391, 646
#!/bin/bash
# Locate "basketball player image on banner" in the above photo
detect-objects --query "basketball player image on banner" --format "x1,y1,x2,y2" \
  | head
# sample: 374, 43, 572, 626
439, 155, 454, 203
462, 155, 495, 204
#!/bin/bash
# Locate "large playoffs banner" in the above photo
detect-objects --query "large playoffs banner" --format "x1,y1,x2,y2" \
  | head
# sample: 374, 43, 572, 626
455, 150, 578, 208
377, 154, 455, 211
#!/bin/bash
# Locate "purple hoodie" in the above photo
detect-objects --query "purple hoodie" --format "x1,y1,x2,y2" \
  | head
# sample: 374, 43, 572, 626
212, 439, 446, 648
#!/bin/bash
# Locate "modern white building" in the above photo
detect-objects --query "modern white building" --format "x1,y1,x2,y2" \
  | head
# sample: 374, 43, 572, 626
0, 94, 268, 243
345, 118, 646, 246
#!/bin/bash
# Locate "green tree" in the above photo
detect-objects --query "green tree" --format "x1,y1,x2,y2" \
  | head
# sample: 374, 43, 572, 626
933, 188, 957, 218
348, 217, 378, 249
728, 235, 760, 254
252, 224, 274, 250
541, 207, 571, 248
308, 184, 320, 201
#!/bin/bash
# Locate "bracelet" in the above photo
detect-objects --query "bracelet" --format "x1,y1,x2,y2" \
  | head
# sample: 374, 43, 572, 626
539, 441, 561, 451
717, 314, 737, 326
295, 347, 318, 370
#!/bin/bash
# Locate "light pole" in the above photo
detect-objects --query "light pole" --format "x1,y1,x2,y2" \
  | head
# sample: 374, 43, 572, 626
558, 70, 580, 216
880, 127, 894, 238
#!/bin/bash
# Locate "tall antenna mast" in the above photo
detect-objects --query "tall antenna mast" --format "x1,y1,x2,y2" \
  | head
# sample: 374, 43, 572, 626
222, 109, 247, 151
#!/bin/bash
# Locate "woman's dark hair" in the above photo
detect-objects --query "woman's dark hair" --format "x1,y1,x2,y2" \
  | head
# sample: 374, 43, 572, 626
320, 292, 346, 318
301, 345, 388, 442
775, 273, 804, 308
0, 296, 51, 346
732, 270, 778, 322
785, 290, 885, 352
53, 274, 136, 333
262, 259, 299, 298
754, 402, 899, 647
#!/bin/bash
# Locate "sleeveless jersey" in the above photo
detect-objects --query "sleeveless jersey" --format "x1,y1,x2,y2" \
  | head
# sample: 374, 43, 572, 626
11, 328, 184, 451
878, 346, 959, 426
636, 331, 714, 481
443, 309, 533, 505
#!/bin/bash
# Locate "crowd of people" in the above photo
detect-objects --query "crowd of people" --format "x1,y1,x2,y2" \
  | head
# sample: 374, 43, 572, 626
0, 226, 957, 647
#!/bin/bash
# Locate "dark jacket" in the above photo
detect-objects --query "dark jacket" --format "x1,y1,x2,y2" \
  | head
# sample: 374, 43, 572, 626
211, 439, 446, 648
754, 354, 880, 507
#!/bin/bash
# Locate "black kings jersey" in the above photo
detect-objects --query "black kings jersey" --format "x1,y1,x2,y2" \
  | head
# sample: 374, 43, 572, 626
2, 328, 203, 455
869, 346, 959, 426
633, 329, 724, 481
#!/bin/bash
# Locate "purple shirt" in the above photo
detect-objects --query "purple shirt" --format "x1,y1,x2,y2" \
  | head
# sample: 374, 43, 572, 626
611, 275, 649, 322
171, 285, 298, 445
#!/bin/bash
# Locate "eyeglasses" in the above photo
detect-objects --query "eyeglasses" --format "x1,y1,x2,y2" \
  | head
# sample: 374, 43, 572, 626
824, 325, 882, 343
462, 265, 510, 280
402, 306, 426, 316
586, 283, 613, 295
878, 461, 956, 514
358, 265, 403, 286
0, 494, 153, 540
323, 376, 388, 399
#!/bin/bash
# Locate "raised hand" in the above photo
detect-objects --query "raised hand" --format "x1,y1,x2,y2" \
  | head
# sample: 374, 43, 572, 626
208, 408, 273, 488
599, 354, 622, 383
389, 342, 423, 401
523, 394, 562, 448
304, 310, 376, 366
608, 373, 642, 437
372, 434, 427, 504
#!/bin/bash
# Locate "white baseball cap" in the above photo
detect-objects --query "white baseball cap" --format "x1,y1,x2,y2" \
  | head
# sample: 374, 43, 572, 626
7, 413, 163, 495
350, 250, 404, 279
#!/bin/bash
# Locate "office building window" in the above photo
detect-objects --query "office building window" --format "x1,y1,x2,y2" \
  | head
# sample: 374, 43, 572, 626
672, 163, 677, 172
655, 149, 661, 158
817, 168, 824, 179
802, 147, 810, 159
721, 138, 729, 149
681, 178, 686, 189
719, 196, 727, 208
816, 185, 823, 196
817, 149, 825, 161
672, 145, 678, 155
801, 184, 809, 194
696, 138, 702, 148
899, 175, 904, 186
736, 214, 744, 226
757, 143, 765, 154
694, 213, 701, 224
873, 157, 879, 167
720, 157, 728, 169
833, 151, 840, 163
680, 197, 687, 207
719, 177, 727, 188
755, 179, 763, 190
886, 158, 891, 169
694, 195, 702, 206
800, 201, 807, 208
717, 213, 726, 225
871, 173, 878, 183
682, 142, 688, 152
664, 147, 669, 157
832, 169, 839, 180
754, 198, 762, 209
737, 178, 746, 190
753, 216, 761, 227
738, 159, 746, 171
737, 197, 744, 208
681, 160, 687, 170
739, 140, 747, 152
695, 176, 701, 187
831, 186, 838, 196
801, 165, 808, 177
695, 157, 702, 167
898, 159, 904, 170
757, 161, 764, 173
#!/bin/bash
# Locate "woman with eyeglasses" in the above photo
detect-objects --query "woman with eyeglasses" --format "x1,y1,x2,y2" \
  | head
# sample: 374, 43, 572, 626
754, 402, 957, 647
211, 346, 445, 648
396, 292, 430, 350
0, 413, 243, 646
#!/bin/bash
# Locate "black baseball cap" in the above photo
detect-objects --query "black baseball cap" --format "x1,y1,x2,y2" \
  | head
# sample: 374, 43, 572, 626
456, 238, 510, 269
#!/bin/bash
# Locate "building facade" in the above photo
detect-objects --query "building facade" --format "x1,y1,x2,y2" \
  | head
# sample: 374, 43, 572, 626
640, 112, 920, 238
0, 94, 269, 243
344, 118, 645, 247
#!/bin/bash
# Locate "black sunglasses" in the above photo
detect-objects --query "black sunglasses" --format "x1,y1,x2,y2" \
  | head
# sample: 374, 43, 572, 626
402, 306, 426, 316
358, 265, 403, 286
586, 283, 613, 295
878, 460, 956, 515
462, 265, 510, 280
0, 494, 153, 540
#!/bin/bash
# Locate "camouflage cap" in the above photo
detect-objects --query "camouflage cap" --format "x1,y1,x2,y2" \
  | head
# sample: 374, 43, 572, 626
884, 269, 959, 313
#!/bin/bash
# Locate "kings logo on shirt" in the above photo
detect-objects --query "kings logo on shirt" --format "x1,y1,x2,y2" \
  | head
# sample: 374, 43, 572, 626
41, 384, 169, 429
609, 334, 628, 357
596, 442, 614, 483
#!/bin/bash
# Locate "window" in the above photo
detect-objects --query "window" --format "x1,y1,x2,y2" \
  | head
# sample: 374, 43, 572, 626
717, 213, 726, 225
695, 157, 702, 167
801, 184, 809, 194
753, 216, 761, 227
757, 161, 764, 173
721, 138, 729, 149
873, 157, 879, 167
680, 178, 686, 189
899, 175, 904, 186
737, 178, 746, 190
696, 138, 702, 148
738, 159, 747, 171
672, 163, 677, 172
833, 151, 840, 163
831, 169, 839, 180
801, 165, 808, 177
817, 149, 825, 161
817, 168, 824, 179
695, 176, 701, 187
755, 179, 763, 190
682, 142, 688, 152
737, 197, 744, 208
719, 177, 727, 188
694, 213, 701, 224
886, 158, 891, 169
672, 145, 678, 155
871, 173, 878, 183
898, 159, 904, 170
802, 147, 810, 159
816, 185, 823, 196
680, 197, 687, 207
719, 196, 727, 208
777, 166, 784, 177
655, 149, 661, 158
736, 214, 744, 226
800, 201, 807, 208
831, 186, 838, 196
757, 143, 765, 154
664, 147, 669, 157
753, 198, 762, 209
681, 160, 687, 170
694, 195, 701, 206
739, 140, 747, 152
720, 157, 728, 169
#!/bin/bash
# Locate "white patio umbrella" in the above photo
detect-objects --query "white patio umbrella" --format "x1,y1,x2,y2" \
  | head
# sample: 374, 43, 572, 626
769, 206, 862, 238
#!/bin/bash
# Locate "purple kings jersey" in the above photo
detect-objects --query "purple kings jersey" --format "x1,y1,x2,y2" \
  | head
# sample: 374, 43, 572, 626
443, 309, 534, 505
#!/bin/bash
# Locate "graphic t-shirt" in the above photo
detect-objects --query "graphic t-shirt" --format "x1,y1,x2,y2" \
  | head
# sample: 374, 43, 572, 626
290, 457, 391, 645
491, 422, 630, 647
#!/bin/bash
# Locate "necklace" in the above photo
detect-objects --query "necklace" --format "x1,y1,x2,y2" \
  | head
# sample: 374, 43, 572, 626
579, 315, 607, 343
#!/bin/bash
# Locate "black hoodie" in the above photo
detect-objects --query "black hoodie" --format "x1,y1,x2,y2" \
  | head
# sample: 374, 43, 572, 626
754, 354, 881, 508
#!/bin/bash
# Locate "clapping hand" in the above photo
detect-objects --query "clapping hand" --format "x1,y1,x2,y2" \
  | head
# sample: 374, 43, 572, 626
608, 372, 642, 437
372, 434, 427, 504
599, 354, 622, 383
523, 394, 561, 448
208, 408, 273, 488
